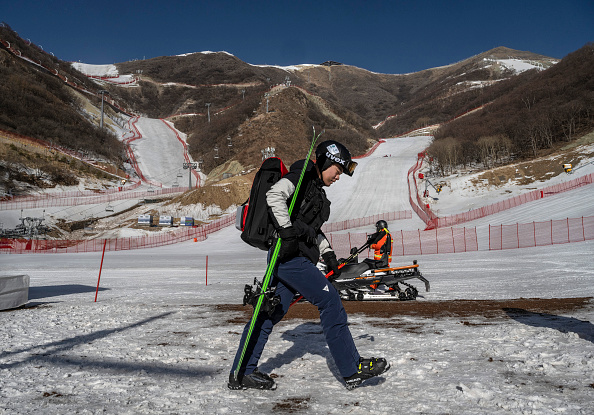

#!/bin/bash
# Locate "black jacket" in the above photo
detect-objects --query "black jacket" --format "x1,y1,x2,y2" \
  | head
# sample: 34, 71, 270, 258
266, 159, 332, 264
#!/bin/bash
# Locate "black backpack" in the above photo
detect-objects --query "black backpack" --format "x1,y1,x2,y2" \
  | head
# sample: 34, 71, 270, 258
236, 157, 288, 250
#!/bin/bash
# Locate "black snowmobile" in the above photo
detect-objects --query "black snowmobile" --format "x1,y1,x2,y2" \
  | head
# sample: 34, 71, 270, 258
243, 243, 430, 310
326, 258, 430, 301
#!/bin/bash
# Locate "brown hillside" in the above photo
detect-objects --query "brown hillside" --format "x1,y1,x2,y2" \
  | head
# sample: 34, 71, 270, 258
185, 86, 376, 174
3, 20, 578, 196
0, 24, 125, 164
428, 43, 594, 175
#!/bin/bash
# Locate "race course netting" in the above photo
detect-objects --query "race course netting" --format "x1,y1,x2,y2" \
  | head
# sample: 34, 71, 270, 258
327, 226, 479, 259
407, 151, 594, 229
488, 216, 594, 250
0, 214, 235, 254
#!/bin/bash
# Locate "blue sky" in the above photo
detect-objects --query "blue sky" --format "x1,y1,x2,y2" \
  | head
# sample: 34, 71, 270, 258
2, 0, 593, 74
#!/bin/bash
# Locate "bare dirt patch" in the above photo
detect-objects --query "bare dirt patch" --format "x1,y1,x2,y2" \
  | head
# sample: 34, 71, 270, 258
272, 396, 311, 413
168, 174, 253, 211
216, 297, 592, 325
473, 141, 594, 188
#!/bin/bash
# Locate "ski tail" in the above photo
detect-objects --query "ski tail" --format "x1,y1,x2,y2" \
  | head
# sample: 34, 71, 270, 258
233, 128, 322, 381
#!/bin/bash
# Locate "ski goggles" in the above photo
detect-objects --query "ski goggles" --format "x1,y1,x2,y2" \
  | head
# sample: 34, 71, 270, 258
343, 160, 358, 176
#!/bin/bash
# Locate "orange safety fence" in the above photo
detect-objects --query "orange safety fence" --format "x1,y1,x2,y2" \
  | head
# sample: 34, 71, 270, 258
488, 216, 594, 250
0, 214, 235, 254
326, 226, 479, 259
408, 152, 594, 229
321, 210, 412, 233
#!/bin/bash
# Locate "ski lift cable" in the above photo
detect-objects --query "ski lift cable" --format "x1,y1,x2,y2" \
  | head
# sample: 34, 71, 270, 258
146, 166, 189, 183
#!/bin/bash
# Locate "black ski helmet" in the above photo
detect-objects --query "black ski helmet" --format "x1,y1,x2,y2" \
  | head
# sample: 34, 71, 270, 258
376, 220, 388, 231
315, 140, 357, 176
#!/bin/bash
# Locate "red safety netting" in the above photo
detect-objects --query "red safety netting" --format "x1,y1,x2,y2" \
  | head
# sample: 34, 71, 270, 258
407, 152, 594, 230
326, 226, 478, 259
434, 173, 594, 228
488, 216, 594, 250
0, 214, 235, 254
321, 210, 412, 233
0, 186, 189, 210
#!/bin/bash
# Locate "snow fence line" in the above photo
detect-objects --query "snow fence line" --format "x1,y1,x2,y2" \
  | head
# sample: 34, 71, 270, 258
0, 128, 135, 194
0, 37, 134, 117
407, 151, 594, 230
0, 208, 412, 255
0, 214, 235, 254
488, 216, 594, 250
327, 226, 479, 259
160, 119, 202, 187
321, 209, 412, 233
327, 215, 594, 258
0, 186, 189, 211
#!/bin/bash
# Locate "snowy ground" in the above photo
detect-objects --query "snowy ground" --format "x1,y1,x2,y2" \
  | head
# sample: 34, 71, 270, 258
1, 135, 593, 414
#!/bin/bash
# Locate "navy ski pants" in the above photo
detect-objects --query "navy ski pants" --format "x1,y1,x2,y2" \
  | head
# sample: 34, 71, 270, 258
230, 256, 360, 378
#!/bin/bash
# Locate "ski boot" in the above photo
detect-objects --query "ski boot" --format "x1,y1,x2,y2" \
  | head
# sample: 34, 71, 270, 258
228, 369, 277, 390
343, 357, 390, 390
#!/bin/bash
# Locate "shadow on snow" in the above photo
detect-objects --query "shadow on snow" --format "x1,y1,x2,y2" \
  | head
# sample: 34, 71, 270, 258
0, 311, 219, 379
259, 322, 386, 388
503, 308, 594, 344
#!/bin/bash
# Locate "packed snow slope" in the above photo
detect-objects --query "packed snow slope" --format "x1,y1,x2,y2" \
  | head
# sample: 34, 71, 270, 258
1, 135, 593, 414
327, 136, 430, 230
131, 117, 193, 188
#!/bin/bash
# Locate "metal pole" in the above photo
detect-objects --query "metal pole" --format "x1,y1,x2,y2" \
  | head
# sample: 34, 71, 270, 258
183, 162, 197, 189
99, 90, 109, 129
100, 92, 105, 129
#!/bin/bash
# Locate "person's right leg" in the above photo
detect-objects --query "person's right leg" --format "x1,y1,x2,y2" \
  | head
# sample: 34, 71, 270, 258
276, 257, 360, 378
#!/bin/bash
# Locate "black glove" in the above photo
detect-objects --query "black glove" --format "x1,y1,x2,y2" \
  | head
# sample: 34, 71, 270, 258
322, 251, 341, 281
277, 226, 299, 263
367, 230, 384, 245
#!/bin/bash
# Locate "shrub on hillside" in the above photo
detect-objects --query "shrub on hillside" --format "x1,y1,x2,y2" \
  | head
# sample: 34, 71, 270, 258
428, 43, 594, 174
0, 26, 125, 164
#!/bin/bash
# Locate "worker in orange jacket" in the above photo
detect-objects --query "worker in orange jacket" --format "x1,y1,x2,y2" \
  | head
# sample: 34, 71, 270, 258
370, 220, 392, 268
369, 220, 393, 290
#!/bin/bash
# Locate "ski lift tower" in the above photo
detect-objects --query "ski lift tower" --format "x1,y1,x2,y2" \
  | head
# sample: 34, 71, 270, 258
206, 103, 212, 123
98, 90, 109, 129
265, 93, 270, 113
227, 136, 233, 157
183, 162, 198, 189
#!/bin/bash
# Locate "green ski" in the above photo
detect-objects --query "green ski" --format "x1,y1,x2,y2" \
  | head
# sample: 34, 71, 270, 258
233, 128, 322, 381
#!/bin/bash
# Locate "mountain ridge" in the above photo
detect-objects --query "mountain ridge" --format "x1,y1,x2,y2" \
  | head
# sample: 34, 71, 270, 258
3, 21, 586, 195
